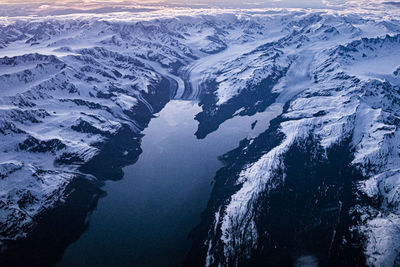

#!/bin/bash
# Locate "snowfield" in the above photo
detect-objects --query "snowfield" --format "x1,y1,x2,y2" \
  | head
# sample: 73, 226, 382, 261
0, 4, 400, 266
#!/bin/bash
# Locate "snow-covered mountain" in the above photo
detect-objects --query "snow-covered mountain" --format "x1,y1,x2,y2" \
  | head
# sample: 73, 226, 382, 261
0, 6, 399, 266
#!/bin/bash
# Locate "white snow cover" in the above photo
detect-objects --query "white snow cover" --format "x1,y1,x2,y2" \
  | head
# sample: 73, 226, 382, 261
200, 10, 400, 267
0, 4, 399, 266
0, 8, 344, 243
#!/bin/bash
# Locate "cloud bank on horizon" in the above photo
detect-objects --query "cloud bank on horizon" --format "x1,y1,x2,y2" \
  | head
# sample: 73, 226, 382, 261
0, 0, 398, 17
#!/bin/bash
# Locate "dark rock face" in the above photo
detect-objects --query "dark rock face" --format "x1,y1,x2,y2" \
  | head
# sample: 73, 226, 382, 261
194, 73, 283, 139
187, 120, 369, 266
19, 136, 66, 154
0, 75, 174, 267
79, 77, 172, 181
250, 138, 366, 267
186, 113, 286, 267
0, 177, 104, 267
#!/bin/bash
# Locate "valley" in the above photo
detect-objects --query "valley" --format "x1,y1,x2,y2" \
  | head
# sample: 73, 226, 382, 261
0, 6, 399, 266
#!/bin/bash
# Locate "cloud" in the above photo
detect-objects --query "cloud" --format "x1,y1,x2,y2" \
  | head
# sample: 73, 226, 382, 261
0, 0, 162, 16
0, 0, 397, 17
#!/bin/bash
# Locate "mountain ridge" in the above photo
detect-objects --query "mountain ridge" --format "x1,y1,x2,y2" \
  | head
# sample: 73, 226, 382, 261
0, 8, 399, 266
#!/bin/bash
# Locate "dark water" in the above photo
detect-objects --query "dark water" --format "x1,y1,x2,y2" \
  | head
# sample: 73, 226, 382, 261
57, 100, 281, 266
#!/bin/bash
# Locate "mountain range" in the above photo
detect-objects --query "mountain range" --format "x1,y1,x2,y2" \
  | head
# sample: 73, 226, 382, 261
0, 7, 399, 266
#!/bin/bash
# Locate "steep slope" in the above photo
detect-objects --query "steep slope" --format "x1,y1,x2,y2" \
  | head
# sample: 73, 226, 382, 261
188, 29, 400, 267
0, 7, 399, 266
0, 50, 173, 244
0, 11, 309, 253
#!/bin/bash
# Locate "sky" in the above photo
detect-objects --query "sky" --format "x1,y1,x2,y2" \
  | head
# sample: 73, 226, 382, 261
0, 0, 398, 16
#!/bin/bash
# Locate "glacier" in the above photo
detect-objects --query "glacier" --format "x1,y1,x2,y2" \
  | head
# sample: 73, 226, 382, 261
0, 3, 399, 266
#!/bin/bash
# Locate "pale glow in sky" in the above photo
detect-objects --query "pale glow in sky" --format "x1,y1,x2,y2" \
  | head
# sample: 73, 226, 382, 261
0, 0, 331, 6
0, 0, 161, 4
0, 0, 398, 16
